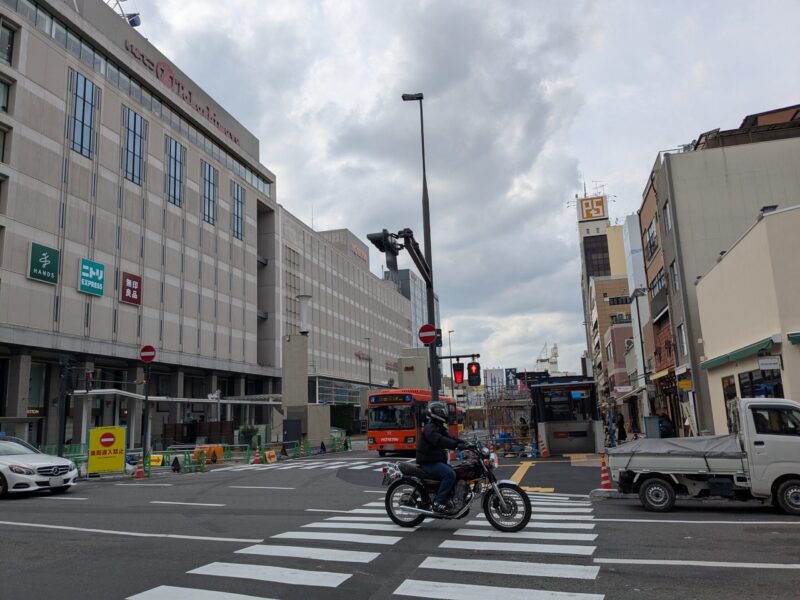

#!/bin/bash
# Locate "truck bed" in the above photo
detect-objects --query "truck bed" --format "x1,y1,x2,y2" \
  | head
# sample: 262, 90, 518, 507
607, 435, 746, 475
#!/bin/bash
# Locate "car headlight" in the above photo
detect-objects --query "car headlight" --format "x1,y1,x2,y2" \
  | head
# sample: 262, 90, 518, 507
69, 462, 77, 472
9, 465, 35, 475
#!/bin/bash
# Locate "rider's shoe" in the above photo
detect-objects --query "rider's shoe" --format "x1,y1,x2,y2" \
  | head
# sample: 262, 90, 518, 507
432, 502, 449, 514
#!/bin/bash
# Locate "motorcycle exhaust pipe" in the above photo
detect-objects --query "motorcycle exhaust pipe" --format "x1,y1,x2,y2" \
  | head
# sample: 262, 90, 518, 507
400, 506, 437, 517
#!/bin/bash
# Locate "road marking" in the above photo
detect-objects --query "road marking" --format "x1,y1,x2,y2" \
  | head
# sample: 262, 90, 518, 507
529, 492, 591, 498
0, 520, 261, 543
347, 508, 388, 514
127, 585, 277, 599
324, 461, 367, 469
593, 518, 800, 525
454, 528, 597, 542
306, 509, 353, 514
273, 531, 402, 545
594, 558, 800, 570
39, 496, 88, 500
150, 501, 225, 507
441, 539, 595, 556
236, 544, 379, 563
302, 522, 415, 532
394, 579, 604, 599
509, 461, 534, 484
188, 562, 350, 587
363, 490, 385, 493
116, 483, 174, 487
466, 519, 595, 530
363, 502, 386, 507
228, 486, 295, 490
520, 486, 556, 492
476, 512, 594, 521
420, 556, 599, 580
326, 516, 393, 522
529, 500, 592, 506
525, 507, 594, 513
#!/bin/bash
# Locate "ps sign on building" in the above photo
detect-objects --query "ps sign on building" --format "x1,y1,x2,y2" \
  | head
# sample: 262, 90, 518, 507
78, 258, 105, 296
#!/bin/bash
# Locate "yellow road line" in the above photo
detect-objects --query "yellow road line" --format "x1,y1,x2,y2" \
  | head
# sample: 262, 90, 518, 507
521, 486, 555, 492
509, 461, 533, 484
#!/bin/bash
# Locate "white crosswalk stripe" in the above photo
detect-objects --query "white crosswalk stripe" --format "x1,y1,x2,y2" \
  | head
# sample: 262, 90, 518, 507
273, 530, 403, 545
302, 521, 416, 531
466, 519, 595, 530
235, 544, 380, 563
440, 539, 596, 556
453, 528, 597, 542
419, 556, 599, 580
127, 585, 277, 599
394, 579, 604, 599
188, 562, 351, 587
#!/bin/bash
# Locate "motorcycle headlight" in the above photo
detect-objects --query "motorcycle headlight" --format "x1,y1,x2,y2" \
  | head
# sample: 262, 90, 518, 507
9, 465, 35, 475
480, 447, 490, 457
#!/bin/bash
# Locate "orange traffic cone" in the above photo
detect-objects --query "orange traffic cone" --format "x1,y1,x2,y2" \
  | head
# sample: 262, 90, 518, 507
600, 454, 613, 490
252, 448, 261, 465
538, 436, 550, 458
135, 458, 144, 479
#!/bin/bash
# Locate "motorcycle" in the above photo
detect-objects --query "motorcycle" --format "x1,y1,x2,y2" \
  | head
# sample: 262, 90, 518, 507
381, 442, 532, 532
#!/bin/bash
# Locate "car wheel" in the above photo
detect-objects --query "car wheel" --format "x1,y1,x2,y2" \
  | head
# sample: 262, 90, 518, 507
378, 450, 386, 457
638, 477, 676, 512
775, 479, 800, 516
0, 473, 8, 497
50, 486, 71, 495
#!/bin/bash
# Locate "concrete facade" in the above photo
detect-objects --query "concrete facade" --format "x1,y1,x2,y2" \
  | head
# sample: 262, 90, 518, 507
697, 205, 800, 433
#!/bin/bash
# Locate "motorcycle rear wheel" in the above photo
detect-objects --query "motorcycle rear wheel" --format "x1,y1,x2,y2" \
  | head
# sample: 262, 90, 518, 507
483, 482, 531, 532
385, 480, 426, 527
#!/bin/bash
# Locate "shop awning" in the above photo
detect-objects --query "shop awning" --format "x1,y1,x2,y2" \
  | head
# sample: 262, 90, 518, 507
788, 332, 800, 346
700, 336, 776, 371
650, 367, 673, 381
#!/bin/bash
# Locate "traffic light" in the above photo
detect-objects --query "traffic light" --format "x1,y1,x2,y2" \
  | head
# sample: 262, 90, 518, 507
452, 362, 464, 385
467, 362, 481, 386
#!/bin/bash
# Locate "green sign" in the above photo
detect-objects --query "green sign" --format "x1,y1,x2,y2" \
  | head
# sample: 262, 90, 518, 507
28, 242, 60, 284
78, 258, 105, 296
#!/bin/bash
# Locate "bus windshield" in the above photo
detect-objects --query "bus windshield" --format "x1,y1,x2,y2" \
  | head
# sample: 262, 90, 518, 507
368, 404, 415, 430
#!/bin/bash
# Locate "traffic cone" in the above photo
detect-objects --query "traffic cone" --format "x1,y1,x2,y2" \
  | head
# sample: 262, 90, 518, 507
600, 454, 613, 490
135, 458, 144, 479
538, 436, 550, 458
252, 448, 261, 465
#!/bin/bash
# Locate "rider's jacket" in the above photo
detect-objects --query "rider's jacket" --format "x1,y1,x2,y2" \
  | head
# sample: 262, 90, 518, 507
416, 420, 460, 464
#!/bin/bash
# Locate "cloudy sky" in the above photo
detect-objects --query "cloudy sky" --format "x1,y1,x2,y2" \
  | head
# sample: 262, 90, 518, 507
134, 0, 800, 374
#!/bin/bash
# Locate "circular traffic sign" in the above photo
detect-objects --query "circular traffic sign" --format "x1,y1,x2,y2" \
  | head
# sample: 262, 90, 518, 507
418, 323, 437, 345
100, 432, 116, 447
139, 344, 156, 363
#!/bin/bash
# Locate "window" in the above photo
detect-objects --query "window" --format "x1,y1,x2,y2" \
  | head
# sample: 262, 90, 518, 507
739, 369, 784, 399
71, 72, 96, 158
670, 261, 680, 293
232, 181, 244, 240
0, 23, 13, 65
0, 128, 7, 163
606, 341, 614, 362
751, 407, 800, 436
676, 323, 687, 357
663, 201, 672, 231
582, 235, 610, 278
165, 136, 185, 206
123, 106, 145, 185
649, 268, 666, 298
722, 376, 737, 401
609, 296, 631, 306
201, 161, 218, 224
644, 218, 658, 261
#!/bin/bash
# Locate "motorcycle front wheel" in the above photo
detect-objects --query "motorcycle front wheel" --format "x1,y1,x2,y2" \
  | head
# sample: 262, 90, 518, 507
482, 482, 531, 532
385, 480, 426, 527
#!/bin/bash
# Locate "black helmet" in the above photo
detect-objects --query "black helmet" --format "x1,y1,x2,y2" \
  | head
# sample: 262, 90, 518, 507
428, 401, 448, 423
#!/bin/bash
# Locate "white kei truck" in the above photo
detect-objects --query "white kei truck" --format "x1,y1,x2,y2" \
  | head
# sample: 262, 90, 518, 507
605, 398, 800, 515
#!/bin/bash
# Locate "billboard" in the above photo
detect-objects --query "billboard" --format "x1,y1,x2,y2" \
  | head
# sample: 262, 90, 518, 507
578, 195, 607, 222
504, 368, 518, 389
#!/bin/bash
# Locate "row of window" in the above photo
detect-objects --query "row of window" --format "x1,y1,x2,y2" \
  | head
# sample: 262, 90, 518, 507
649, 268, 666, 298
4, 0, 272, 197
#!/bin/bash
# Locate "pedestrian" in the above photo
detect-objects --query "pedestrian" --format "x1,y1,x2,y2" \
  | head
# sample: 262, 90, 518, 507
658, 410, 676, 438
606, 414, 616, 448
616, 413, 627, 443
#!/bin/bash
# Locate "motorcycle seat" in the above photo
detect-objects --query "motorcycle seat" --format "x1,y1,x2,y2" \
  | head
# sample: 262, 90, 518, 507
399, 461, 440, 480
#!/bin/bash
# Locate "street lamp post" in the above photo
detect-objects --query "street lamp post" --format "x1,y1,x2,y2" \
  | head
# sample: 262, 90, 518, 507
364, 337, 372, 389
402, 92, 440, 403
448, 330, 455, 399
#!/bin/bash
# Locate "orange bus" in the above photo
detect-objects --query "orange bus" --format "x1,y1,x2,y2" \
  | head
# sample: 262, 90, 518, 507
367, 388, 458, 456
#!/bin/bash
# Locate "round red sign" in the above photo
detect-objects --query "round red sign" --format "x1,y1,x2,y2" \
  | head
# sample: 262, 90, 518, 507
139, 344, 156, 363
100, 432, 116, 447
418, 323, 437, 345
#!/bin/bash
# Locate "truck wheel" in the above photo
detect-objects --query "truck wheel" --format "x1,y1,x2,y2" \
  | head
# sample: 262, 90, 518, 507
775, 479, 800, 516
639, 478, 676, 512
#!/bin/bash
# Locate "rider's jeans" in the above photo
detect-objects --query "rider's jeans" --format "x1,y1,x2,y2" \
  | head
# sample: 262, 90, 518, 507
420, 461, 456, 505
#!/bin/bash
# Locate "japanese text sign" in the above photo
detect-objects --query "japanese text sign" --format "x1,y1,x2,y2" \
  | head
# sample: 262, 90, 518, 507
78, 258, 105, 296
121, 272, 142, 305
88, 426, 126, 474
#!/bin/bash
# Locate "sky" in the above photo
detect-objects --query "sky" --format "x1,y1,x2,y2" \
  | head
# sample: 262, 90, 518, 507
133, 0, 800, 375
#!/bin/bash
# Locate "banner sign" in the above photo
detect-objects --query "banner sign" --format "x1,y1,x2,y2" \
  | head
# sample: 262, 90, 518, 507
78, 258, 105, 296
578, 195, 608, 222
88, 426, 126, 474
28, 242, 60, 284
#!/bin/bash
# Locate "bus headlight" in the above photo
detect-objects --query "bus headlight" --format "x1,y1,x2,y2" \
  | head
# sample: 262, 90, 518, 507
404, 436, 415, 444
368, 437, 375, 445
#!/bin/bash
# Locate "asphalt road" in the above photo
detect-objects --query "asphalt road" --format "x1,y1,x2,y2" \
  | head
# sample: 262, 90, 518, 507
1, 450, 798, 599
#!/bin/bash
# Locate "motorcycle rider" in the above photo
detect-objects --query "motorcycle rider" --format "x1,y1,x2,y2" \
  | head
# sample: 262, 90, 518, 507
416, 401, 467, 513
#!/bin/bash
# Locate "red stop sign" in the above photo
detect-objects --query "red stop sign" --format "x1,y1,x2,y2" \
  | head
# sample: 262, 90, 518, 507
418, 323, 437, 345
100, 432, 116, 447
139, 344, 156, 363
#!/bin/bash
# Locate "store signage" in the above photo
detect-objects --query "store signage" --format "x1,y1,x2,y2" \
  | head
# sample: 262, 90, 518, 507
121, 272, 142, 305
27, 242, 60, 284
78, 258, 105, 296
351, 244, 368, 262
578, 195, 608, 222
677, 379, 694, 391
124, 40, 240, 146
758, 356, 781, 371
88, 426, 126, 474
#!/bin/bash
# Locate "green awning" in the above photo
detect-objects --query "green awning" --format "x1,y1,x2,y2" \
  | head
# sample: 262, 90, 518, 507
788, 332, 800, 346
700, 336, 775, 371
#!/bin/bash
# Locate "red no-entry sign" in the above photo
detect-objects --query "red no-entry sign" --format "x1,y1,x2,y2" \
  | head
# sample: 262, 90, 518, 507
99, 432, 116, 447
418, 323, 437, 345
139, 345, 156, 363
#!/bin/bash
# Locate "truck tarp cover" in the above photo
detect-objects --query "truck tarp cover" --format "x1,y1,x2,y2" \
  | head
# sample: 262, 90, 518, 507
608, 435, 743, 458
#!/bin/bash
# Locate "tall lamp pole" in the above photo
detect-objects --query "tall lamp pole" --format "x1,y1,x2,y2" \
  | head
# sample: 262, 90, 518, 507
448, 330, 455, 399
364, 337, 372, 389
402, 92, 440, 403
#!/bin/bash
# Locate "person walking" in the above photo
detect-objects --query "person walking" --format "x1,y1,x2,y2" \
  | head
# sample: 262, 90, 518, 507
616, 412, 627, 444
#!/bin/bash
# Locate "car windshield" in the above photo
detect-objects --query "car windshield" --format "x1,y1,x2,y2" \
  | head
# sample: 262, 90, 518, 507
0, 438, 40, 456
368, 405, 415, 430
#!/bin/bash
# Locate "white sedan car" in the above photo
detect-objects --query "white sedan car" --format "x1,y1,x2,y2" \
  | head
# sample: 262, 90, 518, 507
0, 435, 79, 496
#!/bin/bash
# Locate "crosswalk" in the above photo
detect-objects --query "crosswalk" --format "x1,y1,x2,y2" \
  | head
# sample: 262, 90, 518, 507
391, 491, 604, 599
211, 458, 412, 473
127, 491, 604, 599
